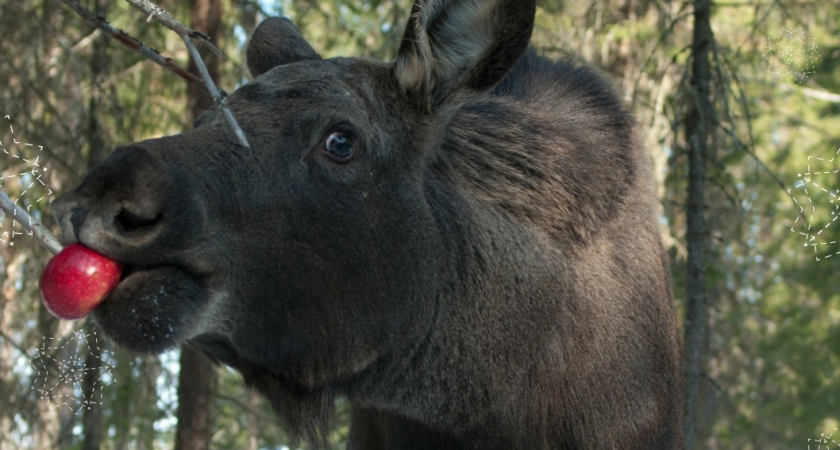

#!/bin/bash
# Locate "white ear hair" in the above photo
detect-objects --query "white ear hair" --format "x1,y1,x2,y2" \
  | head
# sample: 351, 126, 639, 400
396, 1, 496, 88
394, 0, 536, 113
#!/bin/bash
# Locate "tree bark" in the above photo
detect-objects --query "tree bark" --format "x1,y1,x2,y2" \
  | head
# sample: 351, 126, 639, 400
81, 324, 103, 450
85, 0, 111, 170
81, 1, 110, 446
174, 4, 223, 449
174, 346, 216, 450
247, 390, 260, 450
138, 357, 162, 450
186, 0, 224, 123
683, 0, 714, 448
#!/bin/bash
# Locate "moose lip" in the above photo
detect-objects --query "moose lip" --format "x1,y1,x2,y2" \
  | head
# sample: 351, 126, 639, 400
119, 263, 143, 283
115, 263, 173, 285
111, 262, 198, 297
114, 263, 160, 288
92, 262, 206, 354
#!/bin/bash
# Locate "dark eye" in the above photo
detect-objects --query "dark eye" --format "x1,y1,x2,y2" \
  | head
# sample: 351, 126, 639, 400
323, 131, 355, 162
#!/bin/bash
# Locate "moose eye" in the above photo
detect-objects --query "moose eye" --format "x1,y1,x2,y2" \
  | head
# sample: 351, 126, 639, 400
323, 131, 355, 162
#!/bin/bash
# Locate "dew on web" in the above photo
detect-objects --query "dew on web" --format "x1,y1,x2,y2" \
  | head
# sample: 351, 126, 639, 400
763, 27, 819, 84
29, 330, 116, 415
788, 148, 840, 261
0, 114, 55, 248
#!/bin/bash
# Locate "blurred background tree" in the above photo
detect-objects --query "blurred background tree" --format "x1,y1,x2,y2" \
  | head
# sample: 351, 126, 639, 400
0, 0, 838, 449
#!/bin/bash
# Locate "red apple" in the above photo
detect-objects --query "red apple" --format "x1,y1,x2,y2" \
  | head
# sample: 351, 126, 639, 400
39, 243, 122, 320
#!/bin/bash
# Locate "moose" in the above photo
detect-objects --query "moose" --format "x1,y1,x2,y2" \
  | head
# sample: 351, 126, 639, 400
50, 0, 683, 448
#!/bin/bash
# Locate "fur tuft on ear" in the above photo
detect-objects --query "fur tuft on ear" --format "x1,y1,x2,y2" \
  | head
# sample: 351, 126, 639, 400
394, 0, 537, 113
246, 18, 320, 78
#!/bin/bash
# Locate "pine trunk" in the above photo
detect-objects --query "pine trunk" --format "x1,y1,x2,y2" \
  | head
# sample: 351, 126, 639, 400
174, 1, 223, 449
81, 324, 103, 450
174, 347, 216, 450
683, 0, 714, 448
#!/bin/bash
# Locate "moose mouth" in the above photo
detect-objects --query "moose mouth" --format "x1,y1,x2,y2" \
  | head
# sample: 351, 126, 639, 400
118, 263, 143, 282
92, 260, 210, 354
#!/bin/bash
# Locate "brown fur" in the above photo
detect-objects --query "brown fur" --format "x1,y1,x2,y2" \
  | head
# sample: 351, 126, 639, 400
51, 1, 683, 448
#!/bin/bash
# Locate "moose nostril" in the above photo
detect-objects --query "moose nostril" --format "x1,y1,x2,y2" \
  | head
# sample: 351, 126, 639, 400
69, 207, 88, 242
115, 207, 161, 233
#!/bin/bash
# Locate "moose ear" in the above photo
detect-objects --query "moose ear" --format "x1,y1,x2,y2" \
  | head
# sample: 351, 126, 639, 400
394, 0, 537, 112
246, 18, 320, 78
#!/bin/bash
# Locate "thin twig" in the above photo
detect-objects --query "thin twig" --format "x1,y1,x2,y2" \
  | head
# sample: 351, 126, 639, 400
56, 0, 250, 149
0, 190, 63, 255
0, 328, 32, 358
780, 84, 840, 103
708, 42, 745, 215
123, 0, 227, 61
713, 44, 809, 229
629, 5, 693, 106
122, 0, 251, 149
56, 0, 207, 94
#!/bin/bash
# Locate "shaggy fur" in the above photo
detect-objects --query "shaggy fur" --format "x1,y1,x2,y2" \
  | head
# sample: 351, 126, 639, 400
51, 1, 683, 448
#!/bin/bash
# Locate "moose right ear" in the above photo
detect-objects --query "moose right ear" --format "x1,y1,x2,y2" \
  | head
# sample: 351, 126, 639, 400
394, 0, 537, 113
246, 18, 320, 78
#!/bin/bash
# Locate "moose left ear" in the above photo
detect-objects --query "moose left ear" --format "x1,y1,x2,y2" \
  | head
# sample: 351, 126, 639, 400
246, 18, 320, 78
394, 0, 537, 112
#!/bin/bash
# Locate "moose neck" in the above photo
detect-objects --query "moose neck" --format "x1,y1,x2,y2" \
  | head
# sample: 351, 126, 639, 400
340, 70, 644, 441
345, 166, 576, 442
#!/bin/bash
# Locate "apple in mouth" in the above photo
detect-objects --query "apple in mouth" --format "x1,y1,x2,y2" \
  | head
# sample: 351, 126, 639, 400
39, 243, 122, 320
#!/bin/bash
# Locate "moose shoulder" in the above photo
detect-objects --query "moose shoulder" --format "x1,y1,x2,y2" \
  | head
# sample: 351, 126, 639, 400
50, 0, 683, 448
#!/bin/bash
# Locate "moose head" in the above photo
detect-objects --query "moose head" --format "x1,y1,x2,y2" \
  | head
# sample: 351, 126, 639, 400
51, 0, 683, 448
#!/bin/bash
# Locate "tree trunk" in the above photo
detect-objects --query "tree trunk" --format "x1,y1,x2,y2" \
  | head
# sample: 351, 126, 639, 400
186, 0, 224, 123
247, 390, 260, 450
80, 1, 110, 445
682, 0, 714, 448
138, 357, 162, 450
175, 346, 216, 450
174, 7, 224, 449
85, 0, 111, 170
111, 352, 135, 450
81, 323, 103, 450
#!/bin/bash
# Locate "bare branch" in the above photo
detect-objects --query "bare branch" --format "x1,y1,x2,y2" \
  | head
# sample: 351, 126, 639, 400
57, 0, 251, 149
56, 0, 207, 94
220, 107, 250, 150
713, 44, 809, 227
0, 190, 63, 255
122, 0, 251, 149
782, 84, 840, 103
123, 0, 227, 62
0, 328, 32, 358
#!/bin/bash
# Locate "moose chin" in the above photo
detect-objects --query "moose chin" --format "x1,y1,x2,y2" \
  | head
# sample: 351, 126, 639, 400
51, 0, 684, 448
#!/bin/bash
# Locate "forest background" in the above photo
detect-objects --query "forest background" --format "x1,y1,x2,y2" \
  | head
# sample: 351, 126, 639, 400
0, 0, 839, 449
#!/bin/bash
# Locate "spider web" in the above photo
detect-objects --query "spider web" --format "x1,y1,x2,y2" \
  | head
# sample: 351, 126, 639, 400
809, 428, 840, 449
0, 114, 53, 247
29, 329, 116, 415
788, 149, 840, 261
763, 27, 819, 84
